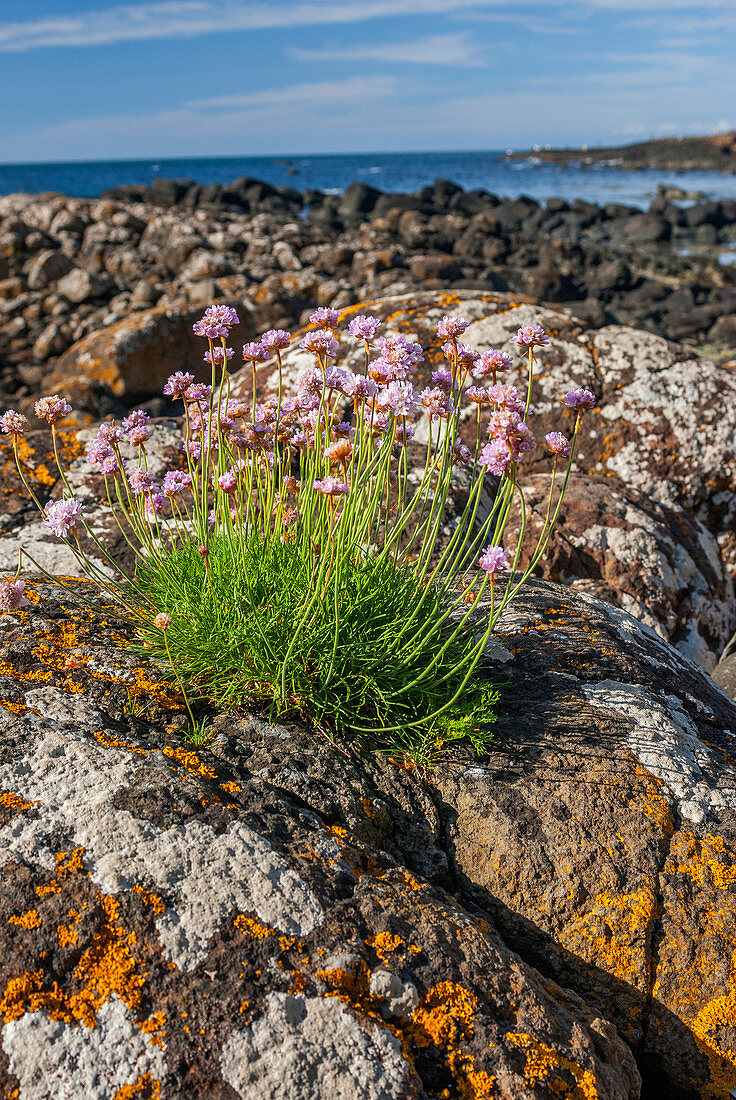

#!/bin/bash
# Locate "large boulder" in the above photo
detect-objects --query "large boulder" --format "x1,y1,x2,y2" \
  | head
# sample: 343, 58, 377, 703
0, 579, 641, 1099
503, 473, 736, 671
50, 302, 255, 400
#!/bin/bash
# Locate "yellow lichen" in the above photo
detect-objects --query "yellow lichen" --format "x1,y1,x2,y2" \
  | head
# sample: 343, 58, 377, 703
112, 1073, 161, 1099
162, 746, 217, 779
0, 791, 35, 814
132, 885, 166, 916
507, 1032, 599, 1099
36, 847, 87, 897
58, 908, 83, 947
366, 931, 404, 963
234, 914, 272, 939
8, 909, 41, 930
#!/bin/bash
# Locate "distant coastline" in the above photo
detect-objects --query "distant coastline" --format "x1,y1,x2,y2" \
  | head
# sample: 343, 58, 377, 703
507, 131, 736, 174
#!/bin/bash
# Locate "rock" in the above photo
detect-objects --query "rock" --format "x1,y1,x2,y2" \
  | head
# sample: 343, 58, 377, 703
25, 250, 74, 290
619, 214, 672, 242
503, 473, 735, 671
32, 321, 71, 361
56, 267, 106, 304
0, 580, 641, 1099
51, 302, 254, 399
338, 182, 382, 221
712, 650, 736, 698
437, 576, 736, 1097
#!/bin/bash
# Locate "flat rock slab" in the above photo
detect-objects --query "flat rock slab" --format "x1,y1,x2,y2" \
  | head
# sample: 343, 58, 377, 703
0, 580, 640, 1099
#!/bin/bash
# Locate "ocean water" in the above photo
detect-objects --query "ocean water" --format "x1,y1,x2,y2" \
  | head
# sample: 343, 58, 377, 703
2, 150, 736, 210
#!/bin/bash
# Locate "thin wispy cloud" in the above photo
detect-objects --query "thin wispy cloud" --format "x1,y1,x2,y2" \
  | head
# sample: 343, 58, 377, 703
0, 0, 502, 51
290, 32, 486, 67
191, 76, 399, 111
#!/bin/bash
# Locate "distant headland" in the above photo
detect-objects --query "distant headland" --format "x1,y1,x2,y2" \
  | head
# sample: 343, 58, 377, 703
507, 131, 736, 174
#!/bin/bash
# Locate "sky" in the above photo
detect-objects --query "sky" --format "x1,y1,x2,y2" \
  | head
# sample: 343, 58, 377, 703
0, 0, 734, 164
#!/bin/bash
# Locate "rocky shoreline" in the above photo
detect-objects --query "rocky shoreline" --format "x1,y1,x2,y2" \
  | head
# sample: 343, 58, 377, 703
508, 130, 736, 173
1, 175, 736, 421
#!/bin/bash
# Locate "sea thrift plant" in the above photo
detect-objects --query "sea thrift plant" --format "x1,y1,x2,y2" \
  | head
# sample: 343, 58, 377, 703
1, 312, 595, 763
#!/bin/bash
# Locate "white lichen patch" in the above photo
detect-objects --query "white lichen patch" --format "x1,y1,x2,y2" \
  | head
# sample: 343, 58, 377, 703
582, 679, 736, 825
2, 996, 165, 1100
0, 724, 323, 969
221, 993, 411, 1100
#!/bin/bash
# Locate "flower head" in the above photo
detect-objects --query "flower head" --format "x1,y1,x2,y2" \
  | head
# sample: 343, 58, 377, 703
162, 470, 192, 495
420, 387, 454, 420
261, 329, 291, 352
300, 329, 339, 359
473, 349, 513, 378
184, 382, 212, 403
442, 342, 478, 372
310, 307, 340, 328
43, 498, 83, 537
488, 383, 524, 413
204, 346, 234, 365
511, 324, 550, 350
465, 386, 492, 405
163, 372, 195, 398
313, 476, 349, 497
348, 315, 381, 341
218, 471, 238, 494
154, 612, 172, 631
34, 396, 72, 424
0, 578, 30, 613
436, 316, 469, 341
545, 431, 571, 456
479, 544, 510, 576
122, 409, 151, 434
242, 342, 270, 364
0, 410, 29, 437
192, 304, 239, 339
324, 439, 353, 463
431, 367, 453, 391
563, 388, 597, 411
128, 469, 155, 496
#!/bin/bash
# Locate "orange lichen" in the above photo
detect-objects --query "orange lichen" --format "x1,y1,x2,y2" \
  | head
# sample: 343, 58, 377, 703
560, 882, 658, 989
408, 982, 496, 1100
221, 781, 241, 794
36, 847, 87, 897
674, 832, 736, 891
0, 791, 35, 813
94, 731, 148, 755
234, 914, 272, 939
58, 908, 83, 947
507, 1033, 599, 1099
162, 746, 217, 779
112, 1073, 161, 1099
0, 699, 31, 715
139, 1011, 167, 1049
1, 893, 146, 1031
9, 909, 42, 930
132, 885, 166, 916
366, 931, 405, 963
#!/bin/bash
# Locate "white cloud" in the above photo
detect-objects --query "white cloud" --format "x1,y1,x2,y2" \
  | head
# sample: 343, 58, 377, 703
191, 76, 399, 111
0, 0, 506, 51
289, 31, 486, 66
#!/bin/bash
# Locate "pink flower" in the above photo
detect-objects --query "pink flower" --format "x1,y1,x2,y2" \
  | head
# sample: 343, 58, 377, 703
479, 544, 510, 575
545, 431, 571, 456
431, 367, 453, 391
436, 316, 469, 340
310, 307, 340, 328
34, 395, 72, 424
488, 383, 524, 413
0, 410, 29, 437
122, 409, 151, 434
453, 440, 472, 465
204, 346, 234, 365
163, 372, 195, 397
313, 476, 349, 497
0, 578, 30, 612
128, 469, 155, 496
218, 471, 238, 494
442, 342, 478, 372
479, 439, 512, 476
43, 498, 83, 537
563, 388, 597, 411
377, 381, 420, 419
420, 387, 454, 420
348, 315, 381, 340
261, 329, 291, 351
145, 492, 167, 520
511, 324, 550, 349
300, 329, 339, 359
242, 342, 270, 363
473, 349, 513, 378
465, 386, 492, 405
184, 382, 212, 403
162, 470, 192, 495
192, 304, 239, 339
128, 425, 152, 447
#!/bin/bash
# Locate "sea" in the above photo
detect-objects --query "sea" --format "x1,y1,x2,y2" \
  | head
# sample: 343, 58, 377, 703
2, 150, 736, 210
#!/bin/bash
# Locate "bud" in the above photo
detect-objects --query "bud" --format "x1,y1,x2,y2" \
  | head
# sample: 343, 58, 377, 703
154, 612, 172, 630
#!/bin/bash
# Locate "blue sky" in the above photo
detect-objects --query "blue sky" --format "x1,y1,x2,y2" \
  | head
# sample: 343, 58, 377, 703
0, 0, 734, 163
